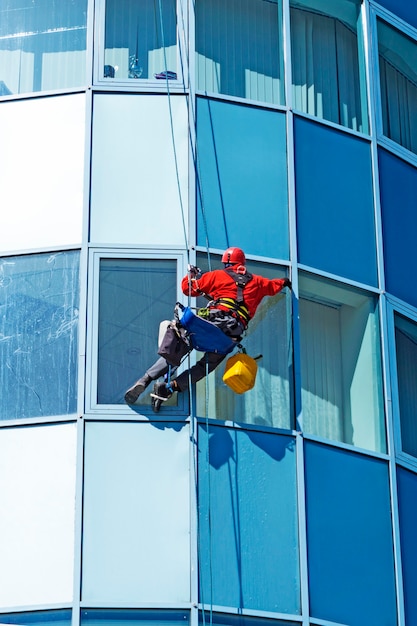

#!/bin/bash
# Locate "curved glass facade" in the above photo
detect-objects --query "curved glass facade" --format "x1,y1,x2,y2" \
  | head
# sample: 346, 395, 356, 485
1, 1, 417, 625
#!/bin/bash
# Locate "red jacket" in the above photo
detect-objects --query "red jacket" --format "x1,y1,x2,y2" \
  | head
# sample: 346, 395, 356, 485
181, 265, 287, 320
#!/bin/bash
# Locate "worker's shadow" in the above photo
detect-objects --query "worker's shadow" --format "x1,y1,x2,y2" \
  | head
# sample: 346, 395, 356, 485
150, 418, 188, 432
200, 420, 295, 469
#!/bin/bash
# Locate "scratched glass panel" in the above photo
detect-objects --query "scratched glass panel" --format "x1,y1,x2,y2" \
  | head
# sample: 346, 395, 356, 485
0, 0, 87, 96
0, 251, 80, 420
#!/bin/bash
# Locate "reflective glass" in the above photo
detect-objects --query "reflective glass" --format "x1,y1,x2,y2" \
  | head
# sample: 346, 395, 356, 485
199, 615, 295, 626
97, 257, 177, 406
0, 611, 71, 626
290, 0, 368, 132
377, 19, 417, 155
198, 425, 300, 614
0, 95, 85, 253
0, 424, 77, 607
0, 251, 79, 420
394, 314, 417, 458
197, 98, 289, 261
305, 442, 397, 626
397, 466, 417, 626
376, 0, 417, 30
378, 148, 417, 309
195, 0, 285, 105
299, 273, 386, 452
90, 94, 189, 247
103, 0, 177, 81
81, 610, 189, 626
0, 0, 87, 96
82, 422, 190, 603
294, 117, 377, 286
196, 256, 293, 429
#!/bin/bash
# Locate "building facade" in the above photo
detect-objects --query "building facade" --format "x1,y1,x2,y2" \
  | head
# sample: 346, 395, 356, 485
1, 1, 417, 625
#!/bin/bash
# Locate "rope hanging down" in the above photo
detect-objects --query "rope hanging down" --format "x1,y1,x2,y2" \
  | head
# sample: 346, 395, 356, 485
155, 4, 215, 625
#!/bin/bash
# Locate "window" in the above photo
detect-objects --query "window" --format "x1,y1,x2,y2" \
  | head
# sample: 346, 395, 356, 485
0, 425, 76, 607
305, 442, 397, 625
290, 0, 368, 132
196, 98, 289, 261
81, 611, 189, 626
394, 313, 417, 459
103, 0, 178, 81
397, 466, 417, 626
294, 116, 377, 287
0, 0, 87, 96
94, 256, 180, 409
198, 426, 299, 613
196, 255, 293, 430
82, 423, 190, 602
299, 273, 386, 452
378, 148, 417, 309
0, 251, 79, 420
195, 0, 285, 105
0, 612, 72, 626
0, 95, 85, 253
377, 19, 417, 155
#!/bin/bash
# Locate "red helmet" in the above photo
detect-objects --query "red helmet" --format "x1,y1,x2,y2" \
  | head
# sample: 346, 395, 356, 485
221, 247, 246, 265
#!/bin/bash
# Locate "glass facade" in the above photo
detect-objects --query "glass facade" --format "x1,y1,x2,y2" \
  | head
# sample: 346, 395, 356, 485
299, 273, 385, 452
103, 0, 178, 82
0, 251, 79, 420
195, 0, 284, 105
1, 2, 417, 626
0, 0, 87, 95
290, 0, 368, 132
377, 18, 417, 155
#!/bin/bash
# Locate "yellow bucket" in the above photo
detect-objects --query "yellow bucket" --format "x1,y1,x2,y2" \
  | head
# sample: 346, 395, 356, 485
222, 353, 258, 394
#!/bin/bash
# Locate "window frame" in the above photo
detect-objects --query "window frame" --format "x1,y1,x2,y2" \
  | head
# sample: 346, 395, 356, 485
93, 0, 188, 89
85, 248, 190, 416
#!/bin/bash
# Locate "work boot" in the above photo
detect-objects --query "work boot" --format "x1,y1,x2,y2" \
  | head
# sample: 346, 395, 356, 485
150, 381, 175, 413
124, 374, 152, 404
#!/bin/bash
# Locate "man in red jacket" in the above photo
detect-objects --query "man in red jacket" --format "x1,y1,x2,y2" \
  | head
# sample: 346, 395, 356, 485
124, 247, 291, 408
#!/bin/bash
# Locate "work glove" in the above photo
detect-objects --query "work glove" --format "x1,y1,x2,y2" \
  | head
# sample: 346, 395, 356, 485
283, 278, 292, 289
187, 264, 201, 278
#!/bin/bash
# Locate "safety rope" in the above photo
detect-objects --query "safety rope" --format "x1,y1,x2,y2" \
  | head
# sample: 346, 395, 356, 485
157, 0, 190, 266
155, 4, 214, 625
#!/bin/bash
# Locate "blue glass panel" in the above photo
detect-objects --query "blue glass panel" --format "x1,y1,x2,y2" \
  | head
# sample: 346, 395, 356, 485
197, 98, 289, 261
294, 116, 377, 286
304, 442, 397, 626
198, 425, 299, 614
375, 0, 417, 30
199, 614, 294, 626
0, 1, 87, 95
378, 148, 417, 308
82, 422, 190, 603
0, 611, 71, 626
81, 610, 189, 626
0, 251, 79, 419
397, 467, 417, 626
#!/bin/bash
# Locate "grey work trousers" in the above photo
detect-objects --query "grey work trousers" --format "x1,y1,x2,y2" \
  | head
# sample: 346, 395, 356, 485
145, 351, 228, 391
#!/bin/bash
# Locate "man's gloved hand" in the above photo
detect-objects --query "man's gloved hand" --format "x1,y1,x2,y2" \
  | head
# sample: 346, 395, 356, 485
283, 277, 292, 289
188, 264, 201, 278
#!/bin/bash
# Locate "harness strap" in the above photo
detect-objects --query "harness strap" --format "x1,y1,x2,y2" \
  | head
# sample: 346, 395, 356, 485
214, 297, 250, 324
